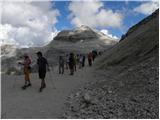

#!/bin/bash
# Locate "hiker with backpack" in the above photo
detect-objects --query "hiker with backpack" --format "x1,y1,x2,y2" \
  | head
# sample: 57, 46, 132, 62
79, 54, 83, 69
73, 53, 77, 72
92, 50, 97, 61
36, 51, 49, 92
76, 54, 80, 65
88, 52, 93, 66
65, 54, 69, 69
59, 55, 65, 74
82, 54, 86, 67
18, 54, 32, 90
69, 52, 75, 75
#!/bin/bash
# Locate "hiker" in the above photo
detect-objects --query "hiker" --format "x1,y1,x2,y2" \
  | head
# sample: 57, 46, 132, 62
73, 54, 77, 72
98, 51, 102, 56
88, 52, 93, 66
18, 54, 32, 90
76, 54, 80, 65
59, 55, 64, 74
92, 50, 97, 61
82, 54, 86, 67
65, 54, 69, 69
36, 51, 49, 92
79, 54, 83, 69
69, 52, 74, 75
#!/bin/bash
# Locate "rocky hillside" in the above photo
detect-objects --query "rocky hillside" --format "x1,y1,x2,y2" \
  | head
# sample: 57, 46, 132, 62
1, 44, 17, 58
63, 9, 159, 119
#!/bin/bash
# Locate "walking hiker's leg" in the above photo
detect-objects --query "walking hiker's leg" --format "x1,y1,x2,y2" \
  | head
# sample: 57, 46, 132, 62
74, 65, 76, 71
70, 68, 72, 75
88, 59, 91, 66
22, 73, 28, 89
66, 63, 68, 69
59, 65, 61, 74
39, 79, 43, 92
25, 80, 27, 85
72, 66, 74, 75
26, 70, 31, 86
43, 79, 46, 88
41, 79, 45, 88
69, 65, 74, 75
62, 65, 64, 74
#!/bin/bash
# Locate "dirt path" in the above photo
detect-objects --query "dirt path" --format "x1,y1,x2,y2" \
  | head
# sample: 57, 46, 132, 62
2, 65, 94, 118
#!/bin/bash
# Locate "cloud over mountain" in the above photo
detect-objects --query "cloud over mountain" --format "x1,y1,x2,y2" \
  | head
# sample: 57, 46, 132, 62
68, 0, 123, 28
134, 0, 159, 15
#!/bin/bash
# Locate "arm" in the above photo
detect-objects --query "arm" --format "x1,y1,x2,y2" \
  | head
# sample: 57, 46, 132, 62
18, 62, 24, 65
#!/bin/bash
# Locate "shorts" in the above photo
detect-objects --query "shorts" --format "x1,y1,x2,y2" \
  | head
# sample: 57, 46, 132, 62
39, 70, 46, 79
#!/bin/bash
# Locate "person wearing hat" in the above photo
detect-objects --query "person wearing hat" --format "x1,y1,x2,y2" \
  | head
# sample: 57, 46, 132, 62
18, 54, 32, 90
69, 52, 75, 75
36, 51, 49, 92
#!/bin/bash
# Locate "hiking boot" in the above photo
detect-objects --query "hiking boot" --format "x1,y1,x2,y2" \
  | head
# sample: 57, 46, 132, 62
39, 87, 43, 92
43, 83, 46, 88
22, 85, 27, 90
70, 73, 74, 75
26, 83, 32, 87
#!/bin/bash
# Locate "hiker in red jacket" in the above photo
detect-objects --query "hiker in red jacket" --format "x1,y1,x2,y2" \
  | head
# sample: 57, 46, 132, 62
88, 52, 93, 66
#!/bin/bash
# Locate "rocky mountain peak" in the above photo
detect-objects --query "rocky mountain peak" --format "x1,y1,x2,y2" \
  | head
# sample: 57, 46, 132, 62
74, 25, 92, 31
53, 25, 116, 43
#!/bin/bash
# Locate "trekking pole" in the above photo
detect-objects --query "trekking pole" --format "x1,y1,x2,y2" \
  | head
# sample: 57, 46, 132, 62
48, 67, 56, 89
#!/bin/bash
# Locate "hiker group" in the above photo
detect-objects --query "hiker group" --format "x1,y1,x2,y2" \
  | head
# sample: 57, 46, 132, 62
18, 50, 101, 92
59, 50, 100, 75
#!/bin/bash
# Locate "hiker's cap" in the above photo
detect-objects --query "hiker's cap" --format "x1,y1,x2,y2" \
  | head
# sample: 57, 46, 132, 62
36, 51, 42, 56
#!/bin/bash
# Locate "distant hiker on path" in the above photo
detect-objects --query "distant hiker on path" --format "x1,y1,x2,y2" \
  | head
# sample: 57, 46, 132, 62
79, 54, 83, 69
59, 56, 64, 74
36, 51, 49, 92
69, 53, 75, 75
88, 52, 93, 66
82, 54, 86, 67
18, 54, 32, 90
65, 54, 69, 69
92, 50, 97, 61
76, 54, 80, 65
73, 54, 77, 72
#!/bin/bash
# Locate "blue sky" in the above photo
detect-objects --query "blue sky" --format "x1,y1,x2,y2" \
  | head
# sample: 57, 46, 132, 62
1, 0, 158, 47
52, 1, 158, 38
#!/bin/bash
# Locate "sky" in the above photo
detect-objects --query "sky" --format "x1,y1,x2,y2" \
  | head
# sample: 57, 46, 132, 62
0, 0, 159, 48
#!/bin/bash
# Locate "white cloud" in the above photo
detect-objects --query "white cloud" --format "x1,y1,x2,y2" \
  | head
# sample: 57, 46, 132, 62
68, 0, 123, 28
100, 29, 119, 40
134, 0, 159, 15
1, 1, 60, 48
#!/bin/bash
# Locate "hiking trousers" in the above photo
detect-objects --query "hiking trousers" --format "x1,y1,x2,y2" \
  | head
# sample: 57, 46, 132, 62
59, 65, 64, 74
88, 59, 92, 66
